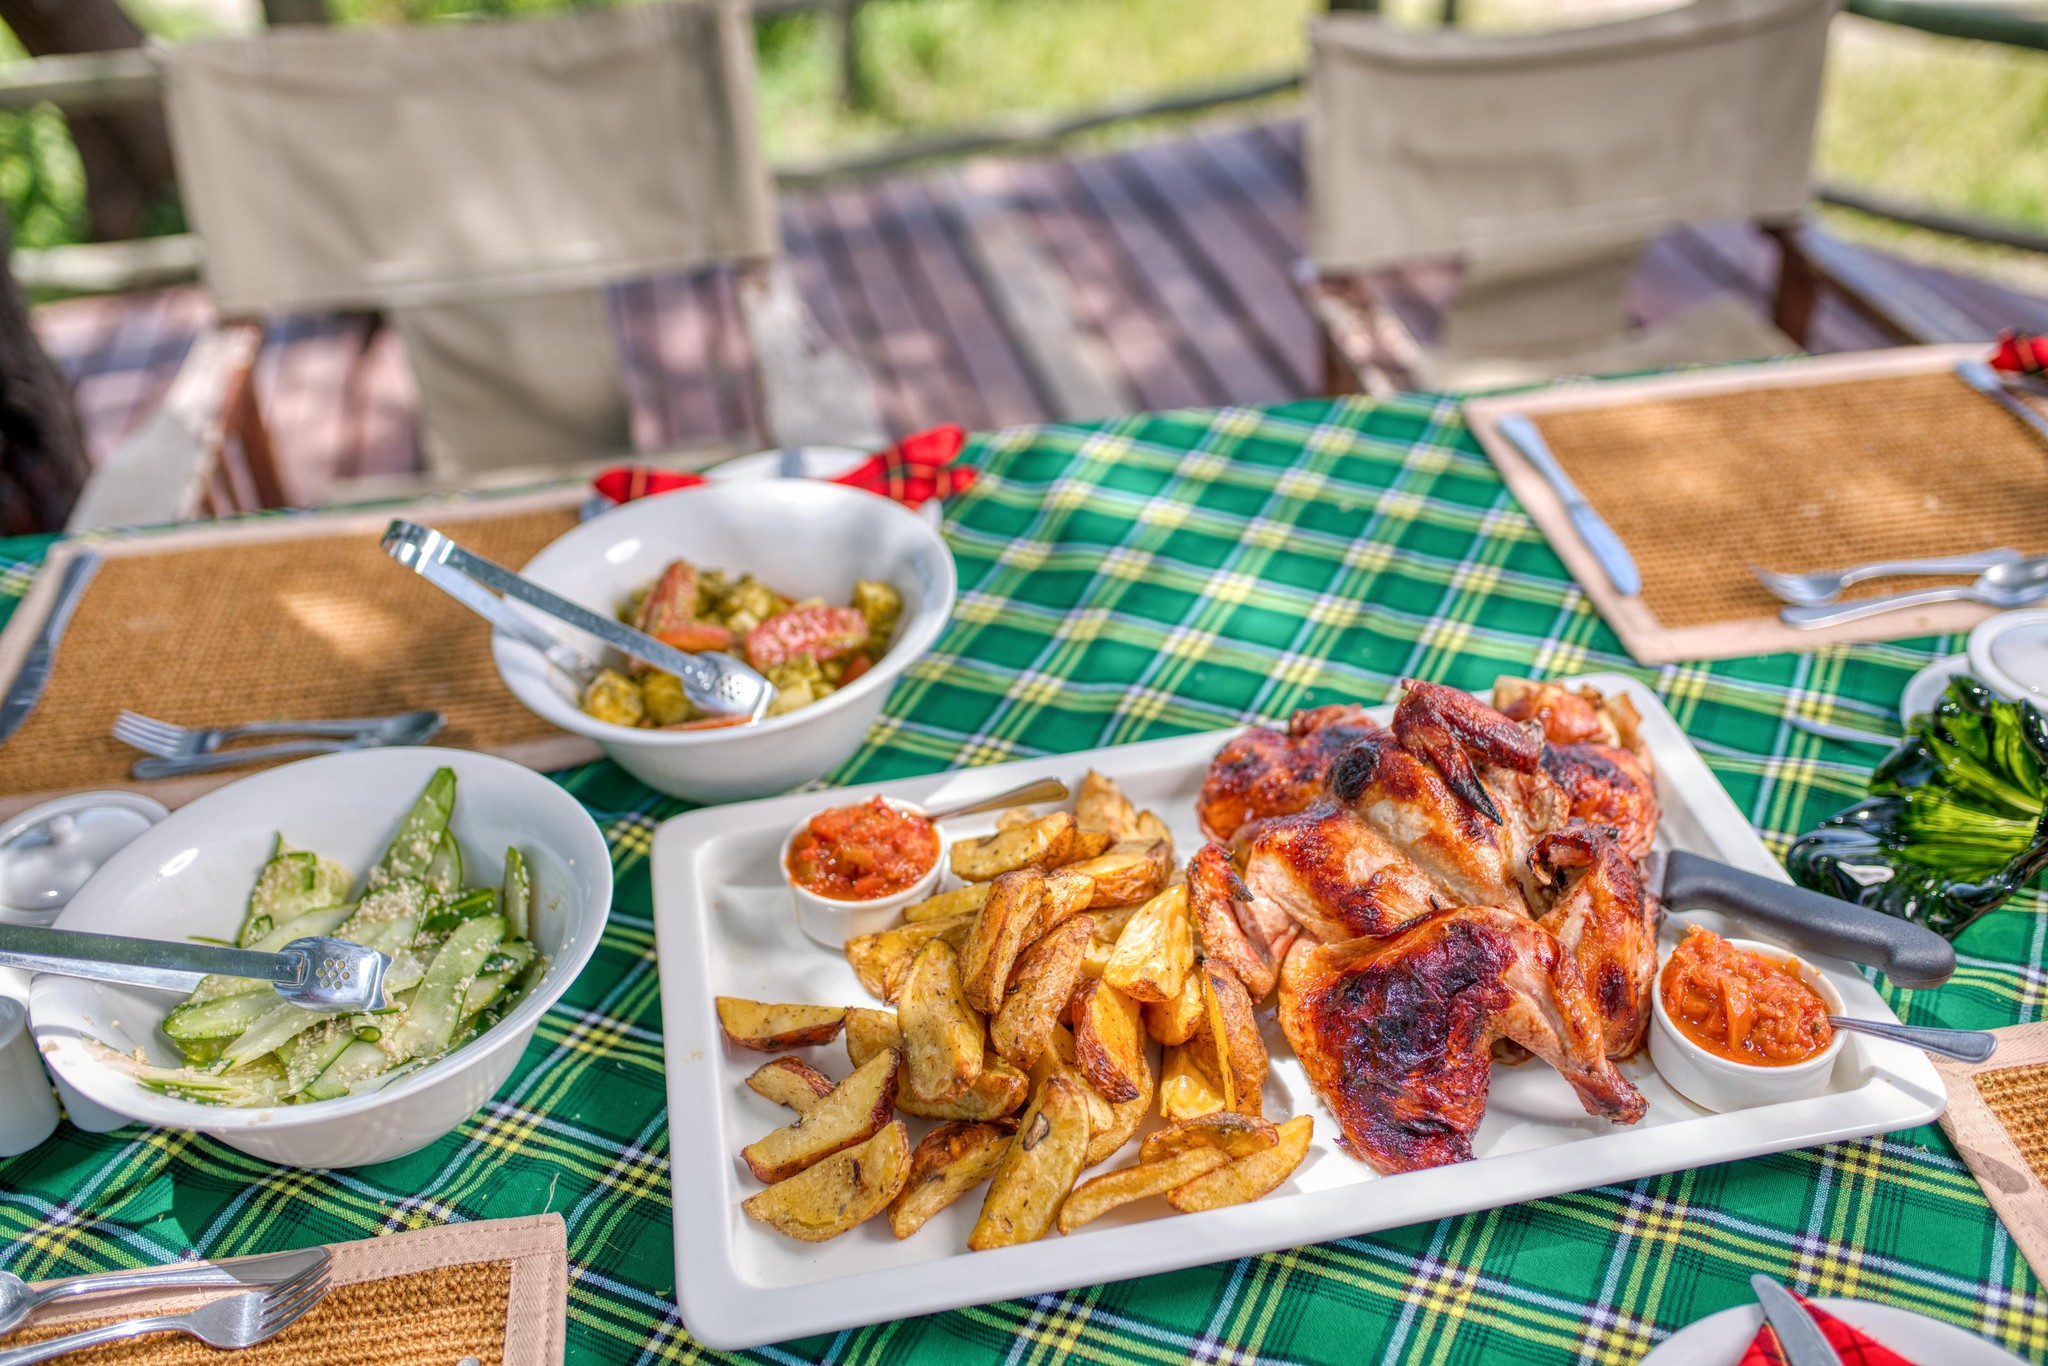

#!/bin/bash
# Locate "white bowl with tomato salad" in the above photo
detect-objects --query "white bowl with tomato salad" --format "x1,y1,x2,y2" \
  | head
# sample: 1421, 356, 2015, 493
781, 796, 943, 946
492, 481, 956, 804
1650, 927, 1846, 1114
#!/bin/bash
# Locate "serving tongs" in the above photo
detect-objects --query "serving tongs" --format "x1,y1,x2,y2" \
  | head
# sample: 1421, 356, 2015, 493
0, 923, 389, 1012
380, 520, 774, 723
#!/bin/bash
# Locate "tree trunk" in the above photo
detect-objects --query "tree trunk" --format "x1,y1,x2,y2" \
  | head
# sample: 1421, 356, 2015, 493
0, 0, 176, 243
0, 214, 89, 533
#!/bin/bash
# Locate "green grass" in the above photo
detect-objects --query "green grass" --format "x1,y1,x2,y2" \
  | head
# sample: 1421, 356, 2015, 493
5, 0, 2048, 293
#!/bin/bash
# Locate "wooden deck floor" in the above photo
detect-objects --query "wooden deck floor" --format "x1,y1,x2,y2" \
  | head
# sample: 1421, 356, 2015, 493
32, 118, 2048, 505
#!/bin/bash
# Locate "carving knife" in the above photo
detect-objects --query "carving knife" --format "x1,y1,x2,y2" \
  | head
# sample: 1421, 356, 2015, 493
1494, 413, 1641, 596
1750, 1274, 1842, 1366
1646, 849, 1954, 989
0, 550, 101, 743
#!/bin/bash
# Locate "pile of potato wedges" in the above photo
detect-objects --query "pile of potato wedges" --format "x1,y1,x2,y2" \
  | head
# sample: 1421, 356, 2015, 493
716, 771, 1312, 1246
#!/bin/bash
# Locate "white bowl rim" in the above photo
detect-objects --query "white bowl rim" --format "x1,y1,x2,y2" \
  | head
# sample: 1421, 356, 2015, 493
778, 796, 944, 912
1651, 934, 1846, 1078
494, 481, 957, 748
1967, 609, 2048, 702
30, 747, 613, 1133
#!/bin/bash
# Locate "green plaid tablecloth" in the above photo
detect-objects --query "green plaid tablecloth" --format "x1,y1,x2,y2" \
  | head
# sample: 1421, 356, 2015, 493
1, 392, 2043, 1364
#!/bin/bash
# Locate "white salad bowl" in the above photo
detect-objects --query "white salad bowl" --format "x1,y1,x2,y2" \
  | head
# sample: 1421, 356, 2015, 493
29, 747, 612, 1169
494, 481, 958, 804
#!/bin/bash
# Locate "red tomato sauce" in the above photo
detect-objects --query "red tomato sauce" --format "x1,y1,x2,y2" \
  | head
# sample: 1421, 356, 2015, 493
786, 797, 938, 901
1660, 926, 1834, 1067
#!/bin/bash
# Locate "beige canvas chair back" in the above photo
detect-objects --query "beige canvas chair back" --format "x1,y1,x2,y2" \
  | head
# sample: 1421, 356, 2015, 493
1307, 0, 1836, 384
161, 1, 779, 474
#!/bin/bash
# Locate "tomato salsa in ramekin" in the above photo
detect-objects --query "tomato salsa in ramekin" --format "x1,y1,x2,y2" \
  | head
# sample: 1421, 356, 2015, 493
786, 797, 939, 902
1658, 926, 1835, 1067
781, 796, 945, 949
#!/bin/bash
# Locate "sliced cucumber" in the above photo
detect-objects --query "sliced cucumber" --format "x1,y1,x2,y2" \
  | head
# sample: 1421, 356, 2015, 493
187, 904, 354, 1004
384, 914, 504, 1063
282, 1020, 355, 1095
375, 769, 456, 884
217, 1002, 336, 1072
163, 991, 274, 1044
461, 939, 537, 1020
301, 1037, 398, 1101
418, 886, 495, 937
240, 843, 352, 947
501, 847, 531, 940
337, 879, 433, 952
422, 832, 463, 896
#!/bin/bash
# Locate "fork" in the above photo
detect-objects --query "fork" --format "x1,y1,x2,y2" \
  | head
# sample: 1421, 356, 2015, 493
0, 1267, 329, 1364
112, 710, 438, 761
1753, 549, 2023, 606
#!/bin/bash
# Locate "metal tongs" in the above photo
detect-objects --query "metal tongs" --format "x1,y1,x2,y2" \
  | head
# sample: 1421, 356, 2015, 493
380, 520, 775, 723
0, 924, 388, 1012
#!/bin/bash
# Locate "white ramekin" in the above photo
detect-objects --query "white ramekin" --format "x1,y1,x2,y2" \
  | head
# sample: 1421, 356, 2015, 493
781, 798, 944, 948
1649, 936, 1847, 1114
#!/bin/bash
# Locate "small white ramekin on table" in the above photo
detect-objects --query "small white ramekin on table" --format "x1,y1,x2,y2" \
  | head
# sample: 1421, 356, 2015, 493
1968, 609, 2048, 710
494, 481, 957, 804
29, 747, 612, 1169
1649, 936, 1847, 1113
780, 799, 943, 948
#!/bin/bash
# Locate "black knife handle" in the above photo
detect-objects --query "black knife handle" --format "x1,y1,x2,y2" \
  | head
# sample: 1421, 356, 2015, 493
1661, 850, 1956, 989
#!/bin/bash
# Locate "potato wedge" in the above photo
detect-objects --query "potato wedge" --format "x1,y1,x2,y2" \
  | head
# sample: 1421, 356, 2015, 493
1102, 883, 1192, 1005
844, 1006, 903, 1068
1158, 1042, 1227, 1122
888, 1119, 1017, 1239
1064, 839, 1172, 909
1071, 977, 1148, 1104
743, 1121, 910, 1242
1087, 1062, 1152, 1167
716, 998, 846, 1052
1139, 1110, 1278, 1163
845, 915, 974, 1001
962, 869, 1045, 1015
901, 1051, 1030, 1121
746, 1056, 836, 1114
1055, 1147, 1231, 1234
1031, 868, 1097, 941
991, 915, 1091, 1071
741, 1048, 899, 1184
951, 812, 1076, 881
899, 940, 984, 1105
967, 1076, 1091, 1250
1143, 966, 1207, 1047
1051, 828, 1116, 866
994, 806, 1041, 832
1133, 810, 1173, 859
1167, 1114, 1313, 1213
1193, 961, 1268, 1115
1029, 1024, 1117, 1136
1075, 769, 1139, 840
903, 882, 992, 924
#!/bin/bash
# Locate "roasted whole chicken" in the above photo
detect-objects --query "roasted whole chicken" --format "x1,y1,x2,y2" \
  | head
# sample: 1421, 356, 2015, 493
1199, 676, 1662, 1173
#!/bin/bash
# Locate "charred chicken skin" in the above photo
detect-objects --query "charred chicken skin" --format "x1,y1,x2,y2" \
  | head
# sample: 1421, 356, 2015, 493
1188, 841, 1282, 999
1197, 704, 1381, 844
1278, 906, 1648, 1173
1532, 825, 1656, 1058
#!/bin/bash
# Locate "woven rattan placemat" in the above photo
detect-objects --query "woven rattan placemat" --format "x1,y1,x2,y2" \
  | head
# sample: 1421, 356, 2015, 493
7, 1213, 564, 1366
0, 492, 600, 816
1934, 1023, 2048, 1287
1464, 345, 2048, 663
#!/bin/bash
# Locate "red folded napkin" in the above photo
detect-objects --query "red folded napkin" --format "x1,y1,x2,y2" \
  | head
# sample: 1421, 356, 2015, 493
1738, 1292, 1917, 1366
1991, 329, 2047, 376
591, 425, 975, 509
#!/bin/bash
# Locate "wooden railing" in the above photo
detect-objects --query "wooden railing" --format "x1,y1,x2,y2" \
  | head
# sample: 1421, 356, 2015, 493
3, 0, 2046, 295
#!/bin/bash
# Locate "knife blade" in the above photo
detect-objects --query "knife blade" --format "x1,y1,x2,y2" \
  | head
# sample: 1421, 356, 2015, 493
1750, 1274, 1842, 1366
1493, 413, 1641, 596
1646, 849, 1954, 989
0, 549, 101, 743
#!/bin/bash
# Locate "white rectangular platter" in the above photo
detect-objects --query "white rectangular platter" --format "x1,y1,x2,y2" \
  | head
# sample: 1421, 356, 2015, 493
651, 674, 1947, 1350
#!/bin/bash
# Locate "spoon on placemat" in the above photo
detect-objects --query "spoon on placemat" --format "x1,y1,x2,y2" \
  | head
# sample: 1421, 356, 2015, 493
1781, 556, 2048, 629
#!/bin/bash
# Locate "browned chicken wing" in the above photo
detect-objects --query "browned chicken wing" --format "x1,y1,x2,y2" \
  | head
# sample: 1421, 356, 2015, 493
1188, 841, 1281, 999
1238, 797, 1443, 944
1278, 906, 1648, 1173
1391, 679, 1543, 825
1532, 825, 1657, 1058
1540, 742, 1660, 862
1197, 704, 1380, 843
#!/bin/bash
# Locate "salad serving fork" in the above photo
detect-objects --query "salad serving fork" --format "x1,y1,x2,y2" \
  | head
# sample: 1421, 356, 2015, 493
0, 1262, 330, 1364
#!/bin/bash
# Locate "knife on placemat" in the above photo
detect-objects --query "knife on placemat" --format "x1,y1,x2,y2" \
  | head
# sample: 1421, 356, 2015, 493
1493, 413, 1641, 597
0, 549, 100, 744
1750, 1274, 1843, 1366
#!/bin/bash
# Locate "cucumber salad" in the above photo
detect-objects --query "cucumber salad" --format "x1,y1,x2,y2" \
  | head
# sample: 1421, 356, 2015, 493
97, 769, 548, 1107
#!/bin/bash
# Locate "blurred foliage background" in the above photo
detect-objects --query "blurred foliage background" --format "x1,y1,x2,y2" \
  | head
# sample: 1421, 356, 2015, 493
2, 0, 2045, 290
